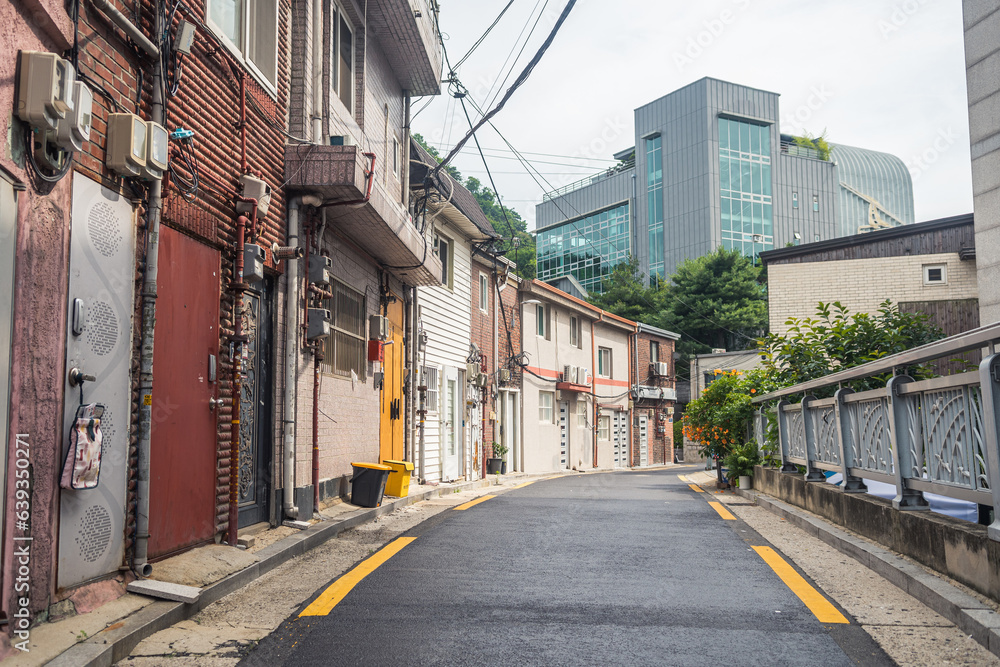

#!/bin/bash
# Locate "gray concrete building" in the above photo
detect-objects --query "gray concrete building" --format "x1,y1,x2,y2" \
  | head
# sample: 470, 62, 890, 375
963, 2, 1000, 326
535, 77, 914, 291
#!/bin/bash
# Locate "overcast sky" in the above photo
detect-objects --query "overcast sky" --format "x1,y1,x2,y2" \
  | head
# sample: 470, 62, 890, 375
413, 0, 972, 230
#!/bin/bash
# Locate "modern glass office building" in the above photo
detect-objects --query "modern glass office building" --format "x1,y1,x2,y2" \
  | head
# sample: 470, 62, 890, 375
536, 203, 631, 293
535, 77, 914, 292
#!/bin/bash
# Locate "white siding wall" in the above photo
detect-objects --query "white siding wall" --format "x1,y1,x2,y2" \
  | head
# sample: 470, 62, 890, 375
417, 224, 472, 482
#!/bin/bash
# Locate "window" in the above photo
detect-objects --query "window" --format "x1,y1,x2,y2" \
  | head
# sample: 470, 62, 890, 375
812, 195, 819, 212
539, 391, 554, 423
422, 366, 439, 412
434, 234, 453, 288
598, 347, 612, 378
536, 304, 549, 339
576, 400, 588, 428
322, 278, 366, 379
646, 134, 664, 279
329, 3, 354, 113
570, 316, 580, 348
792, 192, 798, 208
650, 341, 659, 364
479, 273, 489, 312
207, 0, 278, 90
392, 135, 401, 180
923, 263, 947, 285
598, 415, 610, 440
719, 116, 773, 259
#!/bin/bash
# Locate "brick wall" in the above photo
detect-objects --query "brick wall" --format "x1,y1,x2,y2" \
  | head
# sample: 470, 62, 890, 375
768, 253, 979, 334
632, 332, 677, 467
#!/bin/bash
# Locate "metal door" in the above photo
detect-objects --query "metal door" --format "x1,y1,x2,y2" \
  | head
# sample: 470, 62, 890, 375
639, 415, 649, 467
58, 175, 136, 587
379, 295, 405, 462
148, 226, 220, 558
560, 401, 569, 469
0, 177, 16, 588
469, 398, 481, 480
613, 411, 628, 468
238, 278, 273, 528
442, 366, 460, 481
502, 391, 520, 472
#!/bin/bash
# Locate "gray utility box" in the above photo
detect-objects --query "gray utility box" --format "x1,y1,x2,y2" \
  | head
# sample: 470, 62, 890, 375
309, 255, 331, 286
243, 243, 264, 282
307, 308, 331, 340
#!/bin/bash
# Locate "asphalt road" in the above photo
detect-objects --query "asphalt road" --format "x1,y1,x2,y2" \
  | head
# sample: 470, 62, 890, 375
242, 468, 894, 666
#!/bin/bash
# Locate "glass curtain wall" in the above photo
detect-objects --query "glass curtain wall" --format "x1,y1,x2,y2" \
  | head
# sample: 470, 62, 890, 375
646, 135, 664, 282
719, 117, 773, 259
536, 203, 631, 293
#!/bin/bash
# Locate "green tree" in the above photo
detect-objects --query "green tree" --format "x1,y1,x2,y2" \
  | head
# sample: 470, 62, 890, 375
588, 256, 665, 322
661, 247, 768, 362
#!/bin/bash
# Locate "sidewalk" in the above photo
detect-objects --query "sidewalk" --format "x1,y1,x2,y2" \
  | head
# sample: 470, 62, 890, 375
27, 471, 556, 667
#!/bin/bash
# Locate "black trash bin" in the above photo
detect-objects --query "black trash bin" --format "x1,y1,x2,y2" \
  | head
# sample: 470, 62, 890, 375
350, 462, 391, 508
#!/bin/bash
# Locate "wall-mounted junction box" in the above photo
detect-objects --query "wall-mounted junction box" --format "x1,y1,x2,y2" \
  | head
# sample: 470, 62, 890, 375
307, 308, 331, 340
106, 113, 147, 177
243, 244, 264, 282
237, 175, 272, 217
140, 121, 169, 180
55, 80, 93, 152
309, 255, 331, 286
17, 51, 75, 131
369, 315, 388, 342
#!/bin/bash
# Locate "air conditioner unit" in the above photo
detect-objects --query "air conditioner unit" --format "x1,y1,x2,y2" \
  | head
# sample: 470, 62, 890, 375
579, 368, 591, 385
653, 362, 669, 377
498, 368, 511, 383
711, 348, 727, 354
476, 373, 489, 388
563, 364, 572, 382
466, 363, 479, 380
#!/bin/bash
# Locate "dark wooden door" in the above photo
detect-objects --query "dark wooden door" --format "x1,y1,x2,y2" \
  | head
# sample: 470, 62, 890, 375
149, 226, 220, 558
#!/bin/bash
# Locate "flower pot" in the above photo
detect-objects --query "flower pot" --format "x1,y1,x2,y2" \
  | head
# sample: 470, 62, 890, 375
486, 458, 502, 474
738, 475, 752, 490
501, 461, 507, 475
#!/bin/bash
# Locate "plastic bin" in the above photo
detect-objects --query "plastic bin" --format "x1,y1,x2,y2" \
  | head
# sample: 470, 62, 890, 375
349, 462, 391, 508
383, 460, 414, 497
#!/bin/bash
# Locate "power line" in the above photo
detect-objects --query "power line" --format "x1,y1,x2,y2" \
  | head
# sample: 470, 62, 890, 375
480, 0, 546, 110
484, 0, 551, 112
453, 0, 516, 71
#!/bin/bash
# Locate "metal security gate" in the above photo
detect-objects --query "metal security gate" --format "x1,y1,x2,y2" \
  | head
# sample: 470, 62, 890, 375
639, 416, 649, 467
613, 411, 628, 468
58, 175, 135, 587
238, 278, 273, 528
560, 401, 569, 469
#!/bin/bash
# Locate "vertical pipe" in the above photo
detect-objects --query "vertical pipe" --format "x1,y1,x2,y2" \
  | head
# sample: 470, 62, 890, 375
133, 3, 165, 577
239, 73, 248, 175
283, 200, 301, 518
402, 90, 411, 208
312, 0, 324, 142
591, 318, 597, 469
313, 353, 320, 511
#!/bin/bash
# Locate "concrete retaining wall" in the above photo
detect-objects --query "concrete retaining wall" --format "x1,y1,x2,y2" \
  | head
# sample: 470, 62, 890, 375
754, 466, 1000, 603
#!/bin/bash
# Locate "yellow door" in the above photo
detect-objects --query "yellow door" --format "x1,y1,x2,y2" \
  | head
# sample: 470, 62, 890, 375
379, 295, 406, 462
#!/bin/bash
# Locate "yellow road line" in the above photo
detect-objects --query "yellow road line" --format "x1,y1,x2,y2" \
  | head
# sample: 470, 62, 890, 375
300, 537, 416, 616
688, 484, 706, 494
453, 494, 496, 510
753, 546, 849, 624
512, 480, 537, 489
708, 501, 736, 520
677, 475, 688, 483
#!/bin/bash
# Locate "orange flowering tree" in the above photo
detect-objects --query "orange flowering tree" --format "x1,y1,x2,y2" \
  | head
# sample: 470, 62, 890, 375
681, 368, 776, 460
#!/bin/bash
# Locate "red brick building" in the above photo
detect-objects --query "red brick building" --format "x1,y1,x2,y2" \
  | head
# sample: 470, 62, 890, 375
630, 323, 680, 467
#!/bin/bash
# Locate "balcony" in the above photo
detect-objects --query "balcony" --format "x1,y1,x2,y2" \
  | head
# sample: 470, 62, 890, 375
366, 0, 443, 96
285, 144, 442, 286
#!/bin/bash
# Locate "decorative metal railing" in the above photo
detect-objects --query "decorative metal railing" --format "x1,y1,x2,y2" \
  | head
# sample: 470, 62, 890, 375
752, 322, 1000, 540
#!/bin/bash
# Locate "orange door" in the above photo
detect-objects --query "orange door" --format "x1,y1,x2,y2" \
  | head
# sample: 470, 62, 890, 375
149, 226, 220, 557
379, 295, 405, 461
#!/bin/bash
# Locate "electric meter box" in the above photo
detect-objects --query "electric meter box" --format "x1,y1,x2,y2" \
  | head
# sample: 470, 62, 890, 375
243, 243, 264, 282
369, 315, 388, 342
307, 308, 331, 340
106, 113, 147, 177
55, 80, 93, 152
139, 121, 169, 180
17, 51, 75, 131
309, 255, 332, 286
237, 175, 272, 218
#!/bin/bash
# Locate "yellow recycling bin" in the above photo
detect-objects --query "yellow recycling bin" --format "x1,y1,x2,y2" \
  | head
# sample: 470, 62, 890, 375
383, 460, 414, 497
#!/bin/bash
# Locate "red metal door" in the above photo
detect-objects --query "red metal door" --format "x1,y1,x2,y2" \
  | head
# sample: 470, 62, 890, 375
149, 226, 220, 558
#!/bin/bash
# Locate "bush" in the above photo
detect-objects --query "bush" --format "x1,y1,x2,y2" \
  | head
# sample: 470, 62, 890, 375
723, 441, 761, 479
681, 369, 776, 460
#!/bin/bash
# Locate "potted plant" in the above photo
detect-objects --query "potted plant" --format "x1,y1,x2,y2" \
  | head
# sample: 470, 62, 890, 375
492, 442, 509, 475
487, 442, 504, 475
723, 441, 761, 490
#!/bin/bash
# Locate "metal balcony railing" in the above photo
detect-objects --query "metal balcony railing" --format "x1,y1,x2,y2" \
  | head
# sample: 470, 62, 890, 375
751, 322, 1000, 540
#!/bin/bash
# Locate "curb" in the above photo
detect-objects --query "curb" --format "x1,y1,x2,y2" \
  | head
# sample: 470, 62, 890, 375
48, 474, 546, 667
737, 487, 1000, 659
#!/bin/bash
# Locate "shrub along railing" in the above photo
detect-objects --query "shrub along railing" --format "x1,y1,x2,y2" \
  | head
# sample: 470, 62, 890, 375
752, 322, 1000, 540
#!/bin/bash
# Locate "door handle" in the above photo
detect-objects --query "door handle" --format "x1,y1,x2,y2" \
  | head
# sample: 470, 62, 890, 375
68, 367, 96, 386
209, 397, 223, 410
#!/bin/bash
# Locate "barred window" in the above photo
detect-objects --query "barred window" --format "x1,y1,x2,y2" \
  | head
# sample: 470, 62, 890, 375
422, 366, 439, 412
323, 278, 366, 379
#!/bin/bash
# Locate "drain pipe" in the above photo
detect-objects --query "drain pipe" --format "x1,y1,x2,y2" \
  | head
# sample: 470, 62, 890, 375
311, 0, 323, 142
282, 199, 302, 519
133, 2, 165, 578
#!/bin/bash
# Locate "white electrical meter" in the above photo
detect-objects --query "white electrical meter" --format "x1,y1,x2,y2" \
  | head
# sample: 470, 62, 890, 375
140, 121, 168, 180
55, 80, 93, 152
17, 51, 76, 131
106, 113, 147, 177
